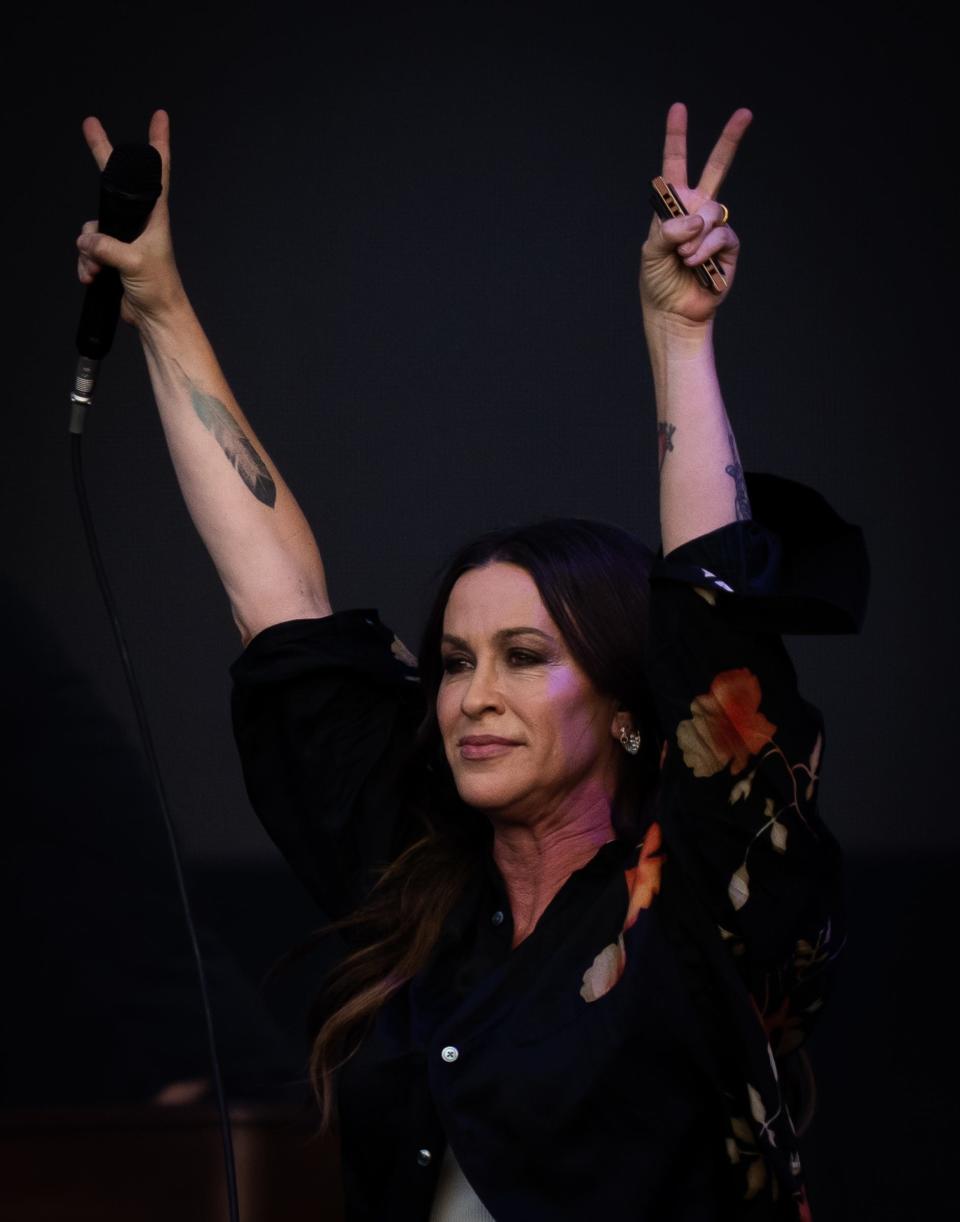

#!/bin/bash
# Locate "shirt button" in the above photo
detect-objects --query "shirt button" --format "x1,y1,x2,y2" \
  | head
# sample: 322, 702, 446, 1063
417, 1149, 432, 1167
440, 1045, 459, 1063
491, 909, 505, 926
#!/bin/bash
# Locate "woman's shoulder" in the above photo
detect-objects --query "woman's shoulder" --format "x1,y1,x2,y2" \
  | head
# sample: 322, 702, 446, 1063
230, 607, 423, 691
649, 470, 869, 636
228, 608, 426, 918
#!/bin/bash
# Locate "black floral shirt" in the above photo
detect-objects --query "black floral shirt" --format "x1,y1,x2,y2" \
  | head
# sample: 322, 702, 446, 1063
230, 471, 869, 1221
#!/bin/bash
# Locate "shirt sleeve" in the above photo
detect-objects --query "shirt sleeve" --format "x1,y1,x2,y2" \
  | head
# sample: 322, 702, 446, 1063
229, 608, 426, 922
647, 470, 869, 1053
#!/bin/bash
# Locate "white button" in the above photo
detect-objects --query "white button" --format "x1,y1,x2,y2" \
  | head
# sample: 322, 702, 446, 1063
440, 1045, 459, 1063
491, 909, 505, 926
417, 1149, 432, 1167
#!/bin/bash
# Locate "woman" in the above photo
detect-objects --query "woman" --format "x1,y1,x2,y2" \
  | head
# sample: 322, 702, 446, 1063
76, 103, 868, 1220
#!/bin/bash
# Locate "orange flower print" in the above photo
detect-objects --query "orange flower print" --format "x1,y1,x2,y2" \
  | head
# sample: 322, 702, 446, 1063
580, 822, 665, 1003
676, 668, 778, 778
623, 818, 664, 931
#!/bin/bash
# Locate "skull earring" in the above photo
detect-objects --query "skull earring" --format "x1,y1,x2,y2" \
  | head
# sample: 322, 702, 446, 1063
619, 724, 642, 755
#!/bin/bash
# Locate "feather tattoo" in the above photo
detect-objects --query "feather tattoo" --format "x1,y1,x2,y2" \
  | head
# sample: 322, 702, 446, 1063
725, 423, 751, 521
657, 420, 676, 473
189, 385, 277, 508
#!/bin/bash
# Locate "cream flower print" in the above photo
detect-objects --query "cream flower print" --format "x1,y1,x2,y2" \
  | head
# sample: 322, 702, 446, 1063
726, 1110, 768, 1200
579, 937, 626, 1003
729, 767, 757, 804
390, 634, 418, 669
803, 731, 823, 801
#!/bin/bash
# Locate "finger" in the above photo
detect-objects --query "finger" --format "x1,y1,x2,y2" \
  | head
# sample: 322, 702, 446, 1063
676, 201, 727, 254
76, 229, 140, 275
679, 225, 739, 268
148, 108, 172, 195
82, 116, 113, 171
695, 108, 753, 199
654, 212, 705, 251
78, 258, 102, 285
660, 101, 688, 189
77, 219, 101, 281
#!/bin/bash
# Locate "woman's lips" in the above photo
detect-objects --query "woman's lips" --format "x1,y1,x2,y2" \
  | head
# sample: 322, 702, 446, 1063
459, 737, 520, 760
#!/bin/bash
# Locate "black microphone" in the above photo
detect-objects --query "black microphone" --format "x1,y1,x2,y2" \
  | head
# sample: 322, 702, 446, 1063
70, 142, 163, 433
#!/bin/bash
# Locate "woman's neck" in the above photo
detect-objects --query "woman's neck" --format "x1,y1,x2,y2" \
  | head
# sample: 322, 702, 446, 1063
489, 792, 616, 947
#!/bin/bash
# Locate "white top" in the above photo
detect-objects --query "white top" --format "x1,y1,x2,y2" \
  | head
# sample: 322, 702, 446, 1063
428, 1143, 497, 1222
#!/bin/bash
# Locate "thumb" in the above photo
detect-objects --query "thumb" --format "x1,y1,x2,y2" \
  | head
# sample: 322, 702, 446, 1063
76, 230, 139, 274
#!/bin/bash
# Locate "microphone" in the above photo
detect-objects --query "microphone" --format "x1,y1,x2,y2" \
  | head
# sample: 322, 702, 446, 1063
70, 143, 163, 433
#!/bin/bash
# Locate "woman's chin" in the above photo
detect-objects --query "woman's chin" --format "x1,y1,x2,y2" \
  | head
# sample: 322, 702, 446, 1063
452, 771, 523, 812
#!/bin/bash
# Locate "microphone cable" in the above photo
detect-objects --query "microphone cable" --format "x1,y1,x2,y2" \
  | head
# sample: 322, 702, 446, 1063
69, 422, 241, 1222
70, 137, 241, 1222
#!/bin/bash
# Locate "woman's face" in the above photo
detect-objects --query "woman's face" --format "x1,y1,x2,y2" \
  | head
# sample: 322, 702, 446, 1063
436, 561, 623, 823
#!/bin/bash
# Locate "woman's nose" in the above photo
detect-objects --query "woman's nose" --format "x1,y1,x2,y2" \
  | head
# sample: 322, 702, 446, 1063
460, 660, 504, 716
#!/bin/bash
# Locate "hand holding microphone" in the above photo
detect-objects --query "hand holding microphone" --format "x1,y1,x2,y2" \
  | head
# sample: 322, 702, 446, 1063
72, 110, 176, 429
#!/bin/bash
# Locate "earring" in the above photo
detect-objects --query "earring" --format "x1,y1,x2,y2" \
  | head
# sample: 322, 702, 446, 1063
619, 724, 642, 755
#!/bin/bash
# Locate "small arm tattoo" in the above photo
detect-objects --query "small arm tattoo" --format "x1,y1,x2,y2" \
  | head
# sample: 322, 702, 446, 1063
176, 369, 277, 509
725, 424, 751, 520
657, 421, 676, 473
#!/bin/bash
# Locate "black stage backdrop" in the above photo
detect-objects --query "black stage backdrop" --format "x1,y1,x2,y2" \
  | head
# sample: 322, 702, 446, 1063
0, 2, 951, 1218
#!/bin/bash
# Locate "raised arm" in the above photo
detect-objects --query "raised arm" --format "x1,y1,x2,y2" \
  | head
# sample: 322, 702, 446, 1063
639, 102, 754, 556
76, 111, 332, 645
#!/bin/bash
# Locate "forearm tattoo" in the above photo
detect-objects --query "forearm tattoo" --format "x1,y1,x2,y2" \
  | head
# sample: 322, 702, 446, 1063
175, 363, 277, 508
725, 423, 751, 520
657, 421, 676, 473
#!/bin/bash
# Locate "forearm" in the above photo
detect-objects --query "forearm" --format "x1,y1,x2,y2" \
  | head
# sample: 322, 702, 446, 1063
139, 300, 331, 643
644, 312, 751, 556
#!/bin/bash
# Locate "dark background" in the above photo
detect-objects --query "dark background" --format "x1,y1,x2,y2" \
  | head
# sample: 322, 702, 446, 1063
1, 1, 951, 1217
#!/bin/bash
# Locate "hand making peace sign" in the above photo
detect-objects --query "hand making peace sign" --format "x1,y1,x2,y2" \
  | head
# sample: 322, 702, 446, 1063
640, 102, 753, 324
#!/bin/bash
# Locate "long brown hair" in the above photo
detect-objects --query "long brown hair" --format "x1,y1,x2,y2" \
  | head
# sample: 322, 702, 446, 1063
307, 516, 661, 1131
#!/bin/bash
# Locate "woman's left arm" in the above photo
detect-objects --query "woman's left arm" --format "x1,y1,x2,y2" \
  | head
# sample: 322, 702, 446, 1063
640, 102, 754, 557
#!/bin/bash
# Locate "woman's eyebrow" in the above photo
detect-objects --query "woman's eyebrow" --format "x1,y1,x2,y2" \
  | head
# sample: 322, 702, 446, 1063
440, 627, 557, 648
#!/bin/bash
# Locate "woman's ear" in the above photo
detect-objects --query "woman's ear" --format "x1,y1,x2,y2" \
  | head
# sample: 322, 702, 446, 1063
611, 708, 642, 754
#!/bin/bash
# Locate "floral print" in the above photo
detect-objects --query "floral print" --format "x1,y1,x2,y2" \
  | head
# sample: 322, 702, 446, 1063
576, 568, 848, 1218
665, 648, 840, 1218
579, 820, 665, 1003
390, 634, 419, 669
676, 666, 778, 778
579, 937, 627, 1003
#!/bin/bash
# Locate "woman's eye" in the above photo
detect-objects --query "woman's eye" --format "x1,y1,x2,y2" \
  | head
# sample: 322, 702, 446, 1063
440, 650, 543, 673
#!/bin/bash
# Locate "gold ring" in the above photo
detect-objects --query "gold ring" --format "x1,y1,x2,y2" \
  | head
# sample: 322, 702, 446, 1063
718, 203, 730, 226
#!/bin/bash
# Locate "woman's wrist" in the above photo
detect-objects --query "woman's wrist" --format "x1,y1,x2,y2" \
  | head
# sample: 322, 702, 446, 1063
136, 289, 198, 348
642, 309, 714, 352
642, 311, 716, 390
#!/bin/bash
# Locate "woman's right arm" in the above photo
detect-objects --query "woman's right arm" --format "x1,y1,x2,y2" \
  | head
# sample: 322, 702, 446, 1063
76, 110, 331, 645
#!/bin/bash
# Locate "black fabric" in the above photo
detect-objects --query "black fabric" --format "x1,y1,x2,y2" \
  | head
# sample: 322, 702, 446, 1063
230, 470, 869, 1220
